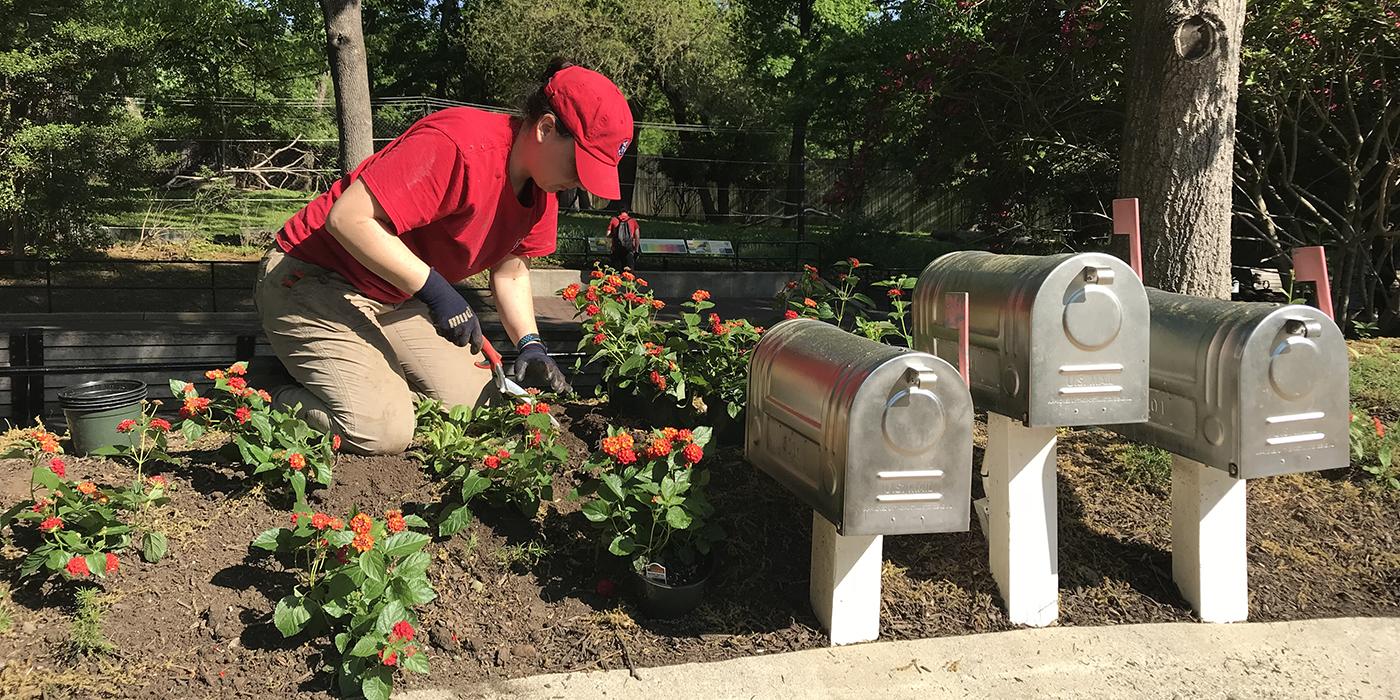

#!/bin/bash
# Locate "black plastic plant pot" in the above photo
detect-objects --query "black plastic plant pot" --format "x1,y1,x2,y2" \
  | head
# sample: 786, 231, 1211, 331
634, 560, 713, 619
56, 379, 147, 455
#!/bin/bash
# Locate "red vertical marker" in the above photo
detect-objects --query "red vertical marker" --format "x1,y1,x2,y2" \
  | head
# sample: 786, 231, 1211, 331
1112, 198, 1143, 281
945, 292, 970, 388
1292, 246, 1334, 321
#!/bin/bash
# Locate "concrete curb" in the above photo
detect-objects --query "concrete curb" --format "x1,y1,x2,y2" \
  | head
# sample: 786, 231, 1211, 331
401, 617, 1400, 699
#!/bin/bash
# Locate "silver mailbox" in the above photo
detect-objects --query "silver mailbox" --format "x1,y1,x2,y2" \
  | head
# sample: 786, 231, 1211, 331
1109, 290, 1348, 479
913, 251, 1150, 427
746, 319, 974, 536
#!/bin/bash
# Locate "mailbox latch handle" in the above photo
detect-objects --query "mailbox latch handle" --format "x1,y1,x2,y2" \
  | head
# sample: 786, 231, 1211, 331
1082, 266, 1116, 285
905, 366, 939, 388
1283, 317, 1324, 338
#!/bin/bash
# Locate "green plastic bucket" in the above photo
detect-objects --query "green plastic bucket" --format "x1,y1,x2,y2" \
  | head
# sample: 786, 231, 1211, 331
57, 380, 147, 455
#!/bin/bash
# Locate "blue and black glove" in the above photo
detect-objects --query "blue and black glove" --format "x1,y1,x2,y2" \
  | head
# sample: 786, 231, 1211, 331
415, 268, 483, 354
513, 338, 573, 395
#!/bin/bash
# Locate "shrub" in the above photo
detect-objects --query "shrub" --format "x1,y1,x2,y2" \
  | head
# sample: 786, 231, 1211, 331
252, 507, 433, 700
578, 426, 722, 585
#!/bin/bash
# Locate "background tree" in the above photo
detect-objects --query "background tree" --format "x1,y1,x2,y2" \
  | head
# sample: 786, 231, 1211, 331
1119, 0, 1247, 298
320, 0, 374, 172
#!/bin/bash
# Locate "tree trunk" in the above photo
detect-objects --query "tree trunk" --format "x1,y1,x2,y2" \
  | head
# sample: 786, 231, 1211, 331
1118, 0, 1246, 299
783, 0, 815, 238
320, 0, 374, 174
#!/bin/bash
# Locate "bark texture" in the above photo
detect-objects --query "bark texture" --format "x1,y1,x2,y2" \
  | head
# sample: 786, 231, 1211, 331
1119, 0, 1247, 299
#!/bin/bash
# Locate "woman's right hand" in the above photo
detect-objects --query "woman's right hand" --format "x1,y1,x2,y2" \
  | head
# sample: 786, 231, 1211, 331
415, 268, 484, 353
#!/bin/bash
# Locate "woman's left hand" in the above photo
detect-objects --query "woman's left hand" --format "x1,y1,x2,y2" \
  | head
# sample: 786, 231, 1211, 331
513, 343, 573, 395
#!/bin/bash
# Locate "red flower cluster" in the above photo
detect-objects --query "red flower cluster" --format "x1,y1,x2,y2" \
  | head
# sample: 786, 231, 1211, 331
117, 419, 137, 433
48, 457, 66, 478
234, 406, 252, 424
180, 396, 211, 418
593, 333, 607, 346
651, 299, 665, 310
205, 369, 225, 380
40, 516, 63, 532
332, 434, 342, 452
350, 513, 375, 553
149, 475, 167, 487
380, 649, 398, 667
390, 620, 415, 643
585, 286, 599, 302
691, 289, 711, 303
601, 433, 637, 465
66, 556, 89, 577
1376, 416, 1387, 439
590, 270, 604, 279
151, 418, 172, 432
784, 310, 800, 320
645, 437, 673, 459
561, 283, 581, 301
288, 452, 306, 471
385, 509, 406, 534
228, 377, 248, 391
28, 428, 61, 454
709, 313, 726, 335
77, 481, 98, 496
888, 288, 904, 298
515, 403, 533, 416
650, 370, 667, 391
803, 297, 818, 308
534, 402, 550, 414
105, 552, 119, 573
228, 362, 247, 376
681, 442, 704, 465
601, 284, 617, 294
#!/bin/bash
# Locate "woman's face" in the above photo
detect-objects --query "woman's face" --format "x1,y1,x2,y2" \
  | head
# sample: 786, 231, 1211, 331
528, 114, 581, 193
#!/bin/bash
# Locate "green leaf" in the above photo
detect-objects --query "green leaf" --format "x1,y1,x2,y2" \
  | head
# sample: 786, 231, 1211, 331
181, 421, 205, 445
375, 600, 408, 635
381, 532, 430, 559
459, 472, 491, 502
581, 499, 610, 523
251, 527, 288, 552
620, 353, 645, 375
85, 553, 107, 578
391, 575, 437, 607
360, 666, 393, 700
142, 531, 168, 563
438, 505, 473, 536
666, 506, 693, 529
600, 472, 625, 500
273, 595, 312, 638
349, 632, 381, 657
334, 632, 350, 654
402, 514, 430, 529
401, 647, 430, 674
169, 379, 190, 397
31, 466, 62, 491
360, 549, 387, 585
326, 529, 355, 548
289, 470, 307, 506
608, 534, 636, 556
396, 550, 430, 578
660, 476, 677, 500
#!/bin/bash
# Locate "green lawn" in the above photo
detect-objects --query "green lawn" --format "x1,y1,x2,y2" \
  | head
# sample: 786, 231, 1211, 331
96, 189, 968, 271
1350, 338, 1400, 421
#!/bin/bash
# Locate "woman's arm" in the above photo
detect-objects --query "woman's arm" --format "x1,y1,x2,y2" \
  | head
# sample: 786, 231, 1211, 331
489, 254, 539, 345
324, 179, 431, 295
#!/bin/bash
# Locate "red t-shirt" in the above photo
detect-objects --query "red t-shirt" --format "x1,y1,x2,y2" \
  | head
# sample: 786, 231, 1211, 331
277, 107, 558, 304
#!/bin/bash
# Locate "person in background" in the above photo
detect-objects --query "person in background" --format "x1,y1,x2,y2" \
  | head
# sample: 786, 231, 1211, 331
606, 210, 640, 270
254, 59, 633, 455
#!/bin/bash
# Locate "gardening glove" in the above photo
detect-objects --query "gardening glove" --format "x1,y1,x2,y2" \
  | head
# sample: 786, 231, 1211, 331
513, 341, 574, 395
415, 268, 483, 354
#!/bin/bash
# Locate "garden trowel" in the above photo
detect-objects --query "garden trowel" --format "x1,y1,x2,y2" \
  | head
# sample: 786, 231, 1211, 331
474, 338, 561, 428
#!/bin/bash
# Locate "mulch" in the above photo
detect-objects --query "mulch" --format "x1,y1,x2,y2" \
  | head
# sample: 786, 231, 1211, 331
1, 403, 1397, 699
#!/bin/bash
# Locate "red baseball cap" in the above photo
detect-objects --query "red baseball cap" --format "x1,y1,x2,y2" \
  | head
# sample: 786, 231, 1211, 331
545, 66, 633, 201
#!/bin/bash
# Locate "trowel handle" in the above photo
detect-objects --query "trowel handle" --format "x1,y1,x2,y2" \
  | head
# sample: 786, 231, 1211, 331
474, 338, 504, 370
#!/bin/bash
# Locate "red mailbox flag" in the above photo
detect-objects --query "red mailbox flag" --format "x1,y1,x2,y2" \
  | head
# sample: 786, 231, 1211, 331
1291, 246, 1334, 321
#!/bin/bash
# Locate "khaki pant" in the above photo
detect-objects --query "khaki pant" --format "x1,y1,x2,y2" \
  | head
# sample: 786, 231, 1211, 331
254, 248, 493, 455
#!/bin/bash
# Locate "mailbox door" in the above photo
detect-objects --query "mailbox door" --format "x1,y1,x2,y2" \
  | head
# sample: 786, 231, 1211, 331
1236, 307, 1349, 478
841, 356, 974, 536
1026, 254, 1150, 427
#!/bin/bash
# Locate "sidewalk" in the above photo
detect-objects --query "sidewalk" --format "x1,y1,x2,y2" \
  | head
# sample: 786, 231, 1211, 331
404, 617, 1399, 699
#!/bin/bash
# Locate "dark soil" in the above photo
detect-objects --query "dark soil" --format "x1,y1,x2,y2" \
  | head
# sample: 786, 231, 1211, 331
1, 409, 1397, 699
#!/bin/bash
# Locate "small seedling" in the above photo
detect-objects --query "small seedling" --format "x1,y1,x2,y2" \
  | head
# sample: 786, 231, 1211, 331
1119, 444, 1172, 487
69, 588, 116, 657
496, 541, 549, 570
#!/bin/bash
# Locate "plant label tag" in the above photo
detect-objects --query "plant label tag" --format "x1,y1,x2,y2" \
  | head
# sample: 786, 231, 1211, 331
643, 562, 667, 582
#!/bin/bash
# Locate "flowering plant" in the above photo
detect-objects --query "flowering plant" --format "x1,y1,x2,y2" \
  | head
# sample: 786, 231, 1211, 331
578, 426, 722, 583
3, 459, 129, 582
560, 267, 672, 404
412, 397, 568, 531
673, 292, 762, 419
1350, 408, 1397, 490
252, 507, 433, 700
777, 260, 917, 346
172, 364, 339, 507
92, 401, 177, 545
